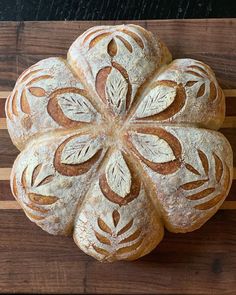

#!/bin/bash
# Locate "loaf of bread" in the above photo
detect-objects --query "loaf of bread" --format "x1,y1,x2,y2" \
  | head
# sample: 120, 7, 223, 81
6, 24, 233, 262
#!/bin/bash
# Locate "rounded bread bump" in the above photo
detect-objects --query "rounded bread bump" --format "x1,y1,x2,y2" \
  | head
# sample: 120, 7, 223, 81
132, 58, 225, 129
6, 57, 98, 150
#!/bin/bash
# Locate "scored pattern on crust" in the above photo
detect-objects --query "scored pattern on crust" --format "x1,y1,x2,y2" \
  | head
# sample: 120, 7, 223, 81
185, 61, 217, 101
134, 80, 186, 121
89, 27, 151, 116
82, 25, 146, 50
130, 59, 223, 126
95, 62, 132, 116
5, 58, 102, 148
8, 24, 232, 261
47, 87, 99, 127
99, 151, 141, 206
68, 24, 162, 121
181, 150, 231, 210
6, 71, 52, 121
126, 127, 182, 175
92, 210, 143, 258
54, 134, 103, 176
14, 164, 58, 221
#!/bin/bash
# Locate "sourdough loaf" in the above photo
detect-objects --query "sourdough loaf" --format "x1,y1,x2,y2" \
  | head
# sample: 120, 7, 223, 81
6, 24, 233, 262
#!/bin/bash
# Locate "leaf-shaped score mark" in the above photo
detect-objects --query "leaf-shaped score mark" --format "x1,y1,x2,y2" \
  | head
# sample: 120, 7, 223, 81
23, 200, 51, 221
98, 217, 113, 235
119, 28, 144, 49
115, 36, 133, 52
61, 135, 102, 165
197, 83, 206, 98
54, 134, 103, 177
19, 166, 55, 220
28, 87, 46, 97
130, 133, 176, 164
105, 151, 132, 198
89, 32, 111, 48
180, 179, 208, 190
95, 63, 132, 115
99, 151, 140, 206
105, 67, 128, 115
185, 163, 201, 175
58, 92, 97, 123
21, 88, 31, 114
117, 219, 133, 235
118, 229, 141, 244
31, 164, 42, 186
18, 69, 41, 84
127, 128, 182, 175
135, 85, 176, 119
187, 188, 215, 200
213, 153, 223, 183
108, 36, 133, 55
184, 150, 209, 179
107, 38, 117, 57
94, 231, 111, 245
112, 210, 120, 227
198, 149, 209, 176
28, 193, 58, 205
185, 81, 198, 87
209, 81, 217, 102
133, 81, 186, 122
48, 88, 99, 128
21, 164, 51, 191
185, 70, 203, 78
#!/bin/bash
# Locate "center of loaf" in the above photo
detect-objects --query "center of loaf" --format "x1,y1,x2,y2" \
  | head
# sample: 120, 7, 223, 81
102, 117, 127, 147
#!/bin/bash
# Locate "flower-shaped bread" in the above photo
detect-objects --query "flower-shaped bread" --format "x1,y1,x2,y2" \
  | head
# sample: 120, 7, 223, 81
6, 24, 233, 262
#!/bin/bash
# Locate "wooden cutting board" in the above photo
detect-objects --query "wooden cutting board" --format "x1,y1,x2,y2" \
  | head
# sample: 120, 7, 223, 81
0, 19, 235, 294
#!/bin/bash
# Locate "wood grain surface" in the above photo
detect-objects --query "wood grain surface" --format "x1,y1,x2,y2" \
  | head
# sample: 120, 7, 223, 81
0, 20, 235, 294
0, 19, 235, 90
0, 209, 235, 294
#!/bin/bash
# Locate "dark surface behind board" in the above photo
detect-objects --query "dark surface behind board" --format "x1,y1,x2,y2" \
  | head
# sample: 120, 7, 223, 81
0, 0, 235, 21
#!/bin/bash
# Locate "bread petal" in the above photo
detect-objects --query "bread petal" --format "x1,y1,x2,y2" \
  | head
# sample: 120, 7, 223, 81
125, 125, 233, 233
6, 57, 99, 150
11, 130, 107, 235
73, 150, 164, 261
132, 58, 225, 129
68, 24, 170, 117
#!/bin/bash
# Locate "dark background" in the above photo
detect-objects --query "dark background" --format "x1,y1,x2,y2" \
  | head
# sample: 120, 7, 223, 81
0, 0, 235, 21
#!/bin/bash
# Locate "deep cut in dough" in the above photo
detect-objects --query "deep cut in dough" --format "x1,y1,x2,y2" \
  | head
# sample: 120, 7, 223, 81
6, 24, 233, 262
